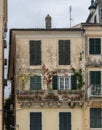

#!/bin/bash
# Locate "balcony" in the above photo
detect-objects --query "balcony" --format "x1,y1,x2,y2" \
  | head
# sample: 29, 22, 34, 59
16, 89, 85, 108
86, 56, 102, 67
87, 84, 102, 98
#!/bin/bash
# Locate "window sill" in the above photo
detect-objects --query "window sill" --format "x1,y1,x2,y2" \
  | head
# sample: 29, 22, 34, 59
90, 128, 102, 130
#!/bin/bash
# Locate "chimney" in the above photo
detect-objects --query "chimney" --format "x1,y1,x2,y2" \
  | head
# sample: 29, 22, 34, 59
88, 0, 96, 14
45, 14, 51, 29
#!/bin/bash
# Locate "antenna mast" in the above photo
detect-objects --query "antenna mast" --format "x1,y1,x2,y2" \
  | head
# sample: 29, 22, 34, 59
69, 5, 72, 27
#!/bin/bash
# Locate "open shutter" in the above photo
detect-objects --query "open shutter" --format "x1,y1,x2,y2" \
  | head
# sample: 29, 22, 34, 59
71, 75, 77, 90
59, 40, 70, 65
52, 76, 58, 90
59, 112, 71, 130
30, 76, 41, 90
29, 41, 41, 65
90, 108, 101, 128
30, 112, 42, 130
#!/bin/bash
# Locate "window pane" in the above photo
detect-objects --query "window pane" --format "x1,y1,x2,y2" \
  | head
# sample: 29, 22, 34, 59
59, 77, 70, 90
65, 78, 69, 89
60, 77, 64, 90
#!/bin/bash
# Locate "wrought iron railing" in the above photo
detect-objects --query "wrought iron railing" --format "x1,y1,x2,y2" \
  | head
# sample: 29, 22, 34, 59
87, 84, 102, 97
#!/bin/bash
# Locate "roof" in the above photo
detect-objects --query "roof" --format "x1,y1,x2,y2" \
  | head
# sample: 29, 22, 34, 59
10, 28, 85, 32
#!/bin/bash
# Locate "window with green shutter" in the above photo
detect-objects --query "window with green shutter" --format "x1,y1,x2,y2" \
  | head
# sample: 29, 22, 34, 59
30, 76, 41, 90
30, 112, 42, 130
89, 38, 101, 54
29, 41, 41, 65
90, 71, 101, 95
53, 75, 77, 90
90, 108, 102, 128
90, 71, 101, 85
59, 112, 71, 130
58, 40, 70, 65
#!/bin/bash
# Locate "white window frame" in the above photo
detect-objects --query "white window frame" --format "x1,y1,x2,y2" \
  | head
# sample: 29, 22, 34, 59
58, 76, 71, 90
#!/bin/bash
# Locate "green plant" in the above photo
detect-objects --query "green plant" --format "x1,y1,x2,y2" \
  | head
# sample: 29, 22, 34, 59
4, 96, 11, 130
71, 68, 85, 89
42, 64, 57, 90
18, 73, 29, 89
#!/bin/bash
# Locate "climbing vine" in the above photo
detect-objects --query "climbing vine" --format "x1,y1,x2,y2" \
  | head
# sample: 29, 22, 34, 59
42, 64, 57, 90
71, 68, 85, 89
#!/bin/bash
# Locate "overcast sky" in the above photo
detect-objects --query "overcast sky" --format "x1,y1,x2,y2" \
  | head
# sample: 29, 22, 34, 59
8, 0, 91, 29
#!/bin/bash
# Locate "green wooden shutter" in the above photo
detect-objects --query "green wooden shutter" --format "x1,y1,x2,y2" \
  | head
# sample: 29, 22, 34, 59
29, 41, 41, 65
30, 112, 42, 130
52, 76, 58, 90
30, 76, 41, 90
59, 40, 70, 65
90, 71, 101, 85
71, 75, 77, 90
59, 112, 71, 130
90, 108, 101, 128
89, 38, 101, 54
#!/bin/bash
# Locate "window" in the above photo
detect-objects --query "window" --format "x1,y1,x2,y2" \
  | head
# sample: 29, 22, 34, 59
89, 38, 101, 54
99, 8, 102, 20
59, 112, 71, 130
30, 76, 41, 90
58, 40, 70, 65
58, 76, 71, 90
90, 71, 101, 95
30, 112, 42, 130
52, 75, 77, 90
90, 71, 101, 85
90, 108, 102, 128
29, 41, 41, 65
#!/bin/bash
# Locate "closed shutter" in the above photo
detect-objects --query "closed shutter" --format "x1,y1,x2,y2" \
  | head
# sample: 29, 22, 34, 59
71, 75, 77, 90
30, 76, 41, 90
30, 112, 42, 130
59, 112, 71, 130
52, 76, 58, 90
59, 40, 70, 65
90, 108, 101, 128
29, 41, 41, 65
89, 38, 101, 54
90, 71, 101, 85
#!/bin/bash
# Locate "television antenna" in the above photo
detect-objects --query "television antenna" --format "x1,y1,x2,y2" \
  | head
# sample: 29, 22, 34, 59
69, 5, 72, 27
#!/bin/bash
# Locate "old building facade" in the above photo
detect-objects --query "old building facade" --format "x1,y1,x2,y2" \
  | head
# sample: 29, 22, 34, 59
0, 0, 7, 130
8, 0, 102, 130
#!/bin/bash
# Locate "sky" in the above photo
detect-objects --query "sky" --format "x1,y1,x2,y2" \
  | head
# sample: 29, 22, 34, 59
8, 0, 91, 29
5, 0, 91, 97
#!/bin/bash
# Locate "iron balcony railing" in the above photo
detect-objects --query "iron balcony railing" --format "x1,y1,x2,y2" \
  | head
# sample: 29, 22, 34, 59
87, 84, 102, 97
